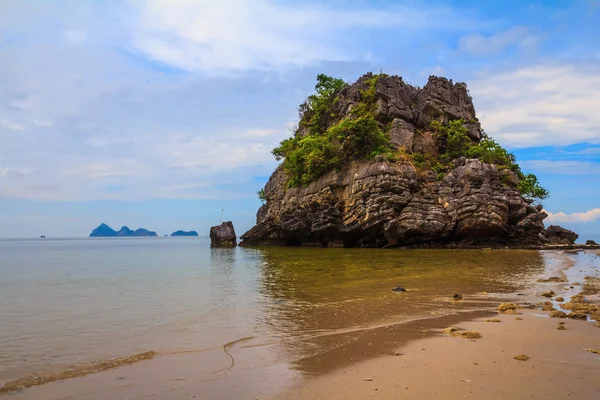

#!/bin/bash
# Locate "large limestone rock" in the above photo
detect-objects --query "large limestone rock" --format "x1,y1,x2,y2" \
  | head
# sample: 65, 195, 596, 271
240, 73, 547, 248
210, 221, 237, 247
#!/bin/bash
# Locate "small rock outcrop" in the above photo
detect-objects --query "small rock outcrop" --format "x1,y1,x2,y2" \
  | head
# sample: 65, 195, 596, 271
171, 230, 199, 237
544, 225, 578, 245
210, 221, 237, 247
240, 73, 550, 248
90, 223, 157, 237
586, 239, 598, 245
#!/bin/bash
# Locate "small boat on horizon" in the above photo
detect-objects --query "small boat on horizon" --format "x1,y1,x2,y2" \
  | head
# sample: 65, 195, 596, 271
40, 236, 46, 239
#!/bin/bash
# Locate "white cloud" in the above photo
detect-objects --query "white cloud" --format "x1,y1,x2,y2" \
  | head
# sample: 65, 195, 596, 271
147, 128, 279, 170
33, 119, 53, 127
519, 160, 600, 175
545, 208, 600, 223
419, 65, 446, 77
78, 161, 147, 179
0, 117, 26, 131
129, 0, 452, 72
244, 129, 280, 138
0, 166, 36, 178
2, 0, 597, 205
572, 147, 600, 155
62, 29, 87, 45
471, 64, 600, 147
458, 26, 535, 55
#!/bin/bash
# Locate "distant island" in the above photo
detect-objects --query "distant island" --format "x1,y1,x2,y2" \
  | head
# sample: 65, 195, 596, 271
90, 223, 158, 237
171, 230, 199, 237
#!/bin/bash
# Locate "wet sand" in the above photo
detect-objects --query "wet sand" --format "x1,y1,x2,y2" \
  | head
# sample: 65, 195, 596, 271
274, 310, 600, 400
1, 311, 498, 399
6, 307, 599, 400
275, 249, 600, 400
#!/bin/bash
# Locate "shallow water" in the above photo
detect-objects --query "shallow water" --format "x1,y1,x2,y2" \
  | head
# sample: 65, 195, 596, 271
576, 233, 600, 244
0, 237, 575, 384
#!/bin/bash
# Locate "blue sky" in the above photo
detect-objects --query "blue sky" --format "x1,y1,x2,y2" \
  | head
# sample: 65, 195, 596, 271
0, 0, 599, 238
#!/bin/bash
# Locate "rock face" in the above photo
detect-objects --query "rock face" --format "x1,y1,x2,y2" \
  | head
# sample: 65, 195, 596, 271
171, 230, 199, 237
241, 158, 547, 247
544, 225, 578, 245
89, 223, 157, 237
326, 73, 482, 151
210, 221, 237, 247
240, 73, 549, 248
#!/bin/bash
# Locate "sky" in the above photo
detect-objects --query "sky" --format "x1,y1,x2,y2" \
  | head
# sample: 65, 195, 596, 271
0, 0, 599, 238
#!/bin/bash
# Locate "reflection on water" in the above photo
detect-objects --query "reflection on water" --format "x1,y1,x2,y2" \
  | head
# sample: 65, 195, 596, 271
257, 248, 545, 333
254, 248, 548, 370
0, 238, 558, 384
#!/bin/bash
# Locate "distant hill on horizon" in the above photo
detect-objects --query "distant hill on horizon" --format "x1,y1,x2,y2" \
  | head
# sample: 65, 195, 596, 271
90, 223, 158, 237
171, 230, 199, 237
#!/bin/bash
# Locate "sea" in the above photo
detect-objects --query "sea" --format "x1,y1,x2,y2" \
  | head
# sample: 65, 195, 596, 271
0, 236, 599, 391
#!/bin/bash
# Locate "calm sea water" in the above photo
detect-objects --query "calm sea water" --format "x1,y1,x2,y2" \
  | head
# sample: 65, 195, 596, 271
576, 233, 600, 244
0, 237, 582, 384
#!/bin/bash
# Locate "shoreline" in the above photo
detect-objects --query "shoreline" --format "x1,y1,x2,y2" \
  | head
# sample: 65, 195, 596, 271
241, 242, 600, 250
274, 249, 600, 399
273, 309, 600, 400
2, 249, 599, 399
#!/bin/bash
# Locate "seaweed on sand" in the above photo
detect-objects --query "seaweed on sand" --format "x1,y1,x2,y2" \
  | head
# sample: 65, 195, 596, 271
497, 303, 517, 312
549, 310, 567, 318
537, 277, 566, 283
557, 323, 567, 330
452, 331, 482, 339
568, 311, 589, 320
442, 327, 459, 334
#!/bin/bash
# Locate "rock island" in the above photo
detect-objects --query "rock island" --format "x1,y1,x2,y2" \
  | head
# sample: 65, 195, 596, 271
89, 223, 158, 237
241, 73, 559, 248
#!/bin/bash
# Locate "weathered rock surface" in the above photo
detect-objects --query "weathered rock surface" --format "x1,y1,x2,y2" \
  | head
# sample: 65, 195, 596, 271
210, 221, 237, 247
388, 118, 415, 149
240, 74, 548, 248
330, 73, 482, 152
241, 158, 547, 248
544, 225, 578, 244
586, 240, 598, 245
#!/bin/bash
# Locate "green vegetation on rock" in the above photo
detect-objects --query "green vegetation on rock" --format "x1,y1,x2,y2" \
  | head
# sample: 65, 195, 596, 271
429, 120, 548, 200
297, 73, 346, 136
272, 73, 548, 201
257, 188, 266, 203
273, 73, 393, 187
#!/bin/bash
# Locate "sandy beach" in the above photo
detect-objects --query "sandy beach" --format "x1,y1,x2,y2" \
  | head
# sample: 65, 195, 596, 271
2, 250, 599, 399
5, 306, 599, 400
275, 250, 600, 399
274, 310, 600, 400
